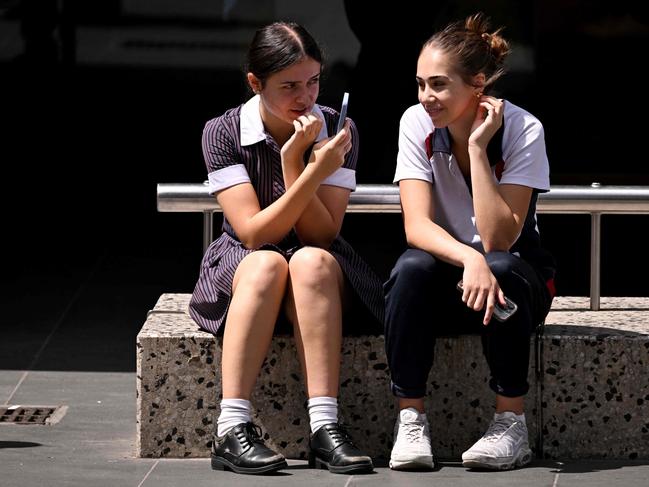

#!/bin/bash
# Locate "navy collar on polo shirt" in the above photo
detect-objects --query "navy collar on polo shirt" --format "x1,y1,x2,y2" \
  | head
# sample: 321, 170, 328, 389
431, 127, 451, 154
240, 95, 328, 147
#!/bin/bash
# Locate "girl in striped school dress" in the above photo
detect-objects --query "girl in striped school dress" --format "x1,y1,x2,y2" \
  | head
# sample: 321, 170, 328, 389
188, 21, 383, 475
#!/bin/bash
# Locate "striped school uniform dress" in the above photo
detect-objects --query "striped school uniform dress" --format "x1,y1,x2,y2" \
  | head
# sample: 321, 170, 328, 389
188, 95, 384, 335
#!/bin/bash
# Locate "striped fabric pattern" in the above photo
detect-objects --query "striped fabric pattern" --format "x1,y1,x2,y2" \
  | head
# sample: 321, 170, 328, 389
189, 103, 384, 335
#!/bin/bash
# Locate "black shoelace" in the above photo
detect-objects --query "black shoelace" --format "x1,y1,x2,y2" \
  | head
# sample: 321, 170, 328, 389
235, 422, 265, 449
325, 423, 356, 448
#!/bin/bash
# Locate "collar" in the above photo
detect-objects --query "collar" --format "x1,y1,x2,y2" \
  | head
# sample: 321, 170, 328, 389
240, 94, 329, 146
431, 127, 451, 154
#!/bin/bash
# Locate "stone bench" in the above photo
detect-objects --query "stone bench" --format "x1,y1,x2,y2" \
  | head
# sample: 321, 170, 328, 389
136, 295, 649, 460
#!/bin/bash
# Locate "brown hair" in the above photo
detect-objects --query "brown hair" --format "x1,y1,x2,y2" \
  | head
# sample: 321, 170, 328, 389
245, 21, 323, 87
422, 12, 510, 92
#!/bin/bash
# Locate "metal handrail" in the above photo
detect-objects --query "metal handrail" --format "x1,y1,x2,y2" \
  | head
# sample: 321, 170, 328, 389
157, 182, 649, 311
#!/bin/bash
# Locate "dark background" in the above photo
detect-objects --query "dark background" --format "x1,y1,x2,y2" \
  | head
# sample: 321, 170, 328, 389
1, 0, 648, 360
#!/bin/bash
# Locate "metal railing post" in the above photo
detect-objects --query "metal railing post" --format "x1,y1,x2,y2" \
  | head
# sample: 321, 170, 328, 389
590, 212, 601, 311
202, 211, 213, 255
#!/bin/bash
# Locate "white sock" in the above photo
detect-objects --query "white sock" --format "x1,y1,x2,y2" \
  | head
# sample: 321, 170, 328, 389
217, 398, 252, 437
307, 396, 338, 433
495, 411, 526, 422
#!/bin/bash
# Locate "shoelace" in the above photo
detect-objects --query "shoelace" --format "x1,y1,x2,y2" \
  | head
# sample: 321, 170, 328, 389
325, 423, 355, 447
482, 418, 515, 443
235, 422, 265, 449
402, 422, 426, 442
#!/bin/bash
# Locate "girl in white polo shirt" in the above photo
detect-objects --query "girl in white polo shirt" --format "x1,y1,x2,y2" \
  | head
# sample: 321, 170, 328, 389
385, 13, 556, 472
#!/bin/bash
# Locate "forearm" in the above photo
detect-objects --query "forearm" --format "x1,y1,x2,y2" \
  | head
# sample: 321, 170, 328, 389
240, 164, 327, 248
468, 146, 519, 251
406, 217, 483, 268
294, 199, 339, 247
282, 155, 340, 247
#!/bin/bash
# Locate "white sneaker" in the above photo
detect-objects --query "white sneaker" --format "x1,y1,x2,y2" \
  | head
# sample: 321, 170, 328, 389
389, 407, 434, 470
462, 411, 533, 470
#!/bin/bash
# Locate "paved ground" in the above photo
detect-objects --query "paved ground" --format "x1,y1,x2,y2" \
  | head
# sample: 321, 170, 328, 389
2, 247, 649, 487
2, 363, 649, 487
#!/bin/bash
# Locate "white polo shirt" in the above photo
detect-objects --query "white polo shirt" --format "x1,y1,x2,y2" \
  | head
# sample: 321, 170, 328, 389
394, 101, 550, 253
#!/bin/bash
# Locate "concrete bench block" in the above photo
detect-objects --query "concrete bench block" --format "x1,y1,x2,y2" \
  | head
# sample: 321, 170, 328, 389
542, 297, 649, 459
136, 295, 649, 460
136, 294, 537, 459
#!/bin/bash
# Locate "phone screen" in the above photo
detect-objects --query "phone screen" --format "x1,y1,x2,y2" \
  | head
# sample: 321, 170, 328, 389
336, 92, 349, 133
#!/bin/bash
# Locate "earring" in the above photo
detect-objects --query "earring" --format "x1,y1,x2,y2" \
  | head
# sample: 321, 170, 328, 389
476, 92, 483, 98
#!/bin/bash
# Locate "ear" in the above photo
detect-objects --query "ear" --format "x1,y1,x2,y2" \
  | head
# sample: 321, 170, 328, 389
472, 73, 486, 92
247, 73, 262, 94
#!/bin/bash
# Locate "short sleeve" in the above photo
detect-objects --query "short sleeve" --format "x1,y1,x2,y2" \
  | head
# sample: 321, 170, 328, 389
321, 118, 359, 191
394, 105, 434, 184
202, 117, 251, 195
499, 108, 550, 193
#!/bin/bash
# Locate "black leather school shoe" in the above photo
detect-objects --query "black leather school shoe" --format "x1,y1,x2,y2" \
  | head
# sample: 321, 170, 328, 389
211, 422, 288, 475
309, 423, 374, 474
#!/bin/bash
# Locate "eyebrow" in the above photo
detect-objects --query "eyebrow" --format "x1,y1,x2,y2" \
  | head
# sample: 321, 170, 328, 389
416, 75, 448, 82
279, 74, 321, 85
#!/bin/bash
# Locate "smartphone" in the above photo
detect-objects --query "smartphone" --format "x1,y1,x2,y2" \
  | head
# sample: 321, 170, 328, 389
456, 280, 518, 322
336, 92, 349, 134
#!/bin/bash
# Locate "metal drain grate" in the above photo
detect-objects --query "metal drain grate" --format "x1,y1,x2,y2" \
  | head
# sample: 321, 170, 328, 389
0, 405, 67, 425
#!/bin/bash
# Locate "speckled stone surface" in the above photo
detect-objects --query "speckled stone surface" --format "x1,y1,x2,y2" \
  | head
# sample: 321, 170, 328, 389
542, 297, 649, 459
137, 295, 649, 460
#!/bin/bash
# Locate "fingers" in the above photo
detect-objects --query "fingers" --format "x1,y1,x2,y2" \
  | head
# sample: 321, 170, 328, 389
498, 288, 506, 307
343, 137, 352, 155
331, 118, 350, 138
309, 120, 353, 170
294, 112, 323, 137
461, 281, 501, 325
326, 120, 351, 148
483, 293, 495, 325
466, 287, 486, 312
340, 126, 353, 155
478, 96, 504, 119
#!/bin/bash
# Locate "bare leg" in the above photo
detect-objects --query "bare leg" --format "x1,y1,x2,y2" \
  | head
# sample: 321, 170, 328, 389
496, 395, 524, 415
221, 251, 288, 399
397, 398, 426, 413
285, 247, 344, 398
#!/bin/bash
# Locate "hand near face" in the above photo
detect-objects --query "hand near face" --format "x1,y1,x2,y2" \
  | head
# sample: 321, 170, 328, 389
308, 119, 352, 178
468, 96, 504, 149
281, 112, 323, 160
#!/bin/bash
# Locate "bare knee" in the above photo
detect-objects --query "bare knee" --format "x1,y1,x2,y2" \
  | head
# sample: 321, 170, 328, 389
288, 247, 342, 291
233, 250, 288, 293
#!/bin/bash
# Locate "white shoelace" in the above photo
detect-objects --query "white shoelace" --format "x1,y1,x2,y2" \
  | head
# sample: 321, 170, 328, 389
482, 418, 515, 442
402, 422, 426, 442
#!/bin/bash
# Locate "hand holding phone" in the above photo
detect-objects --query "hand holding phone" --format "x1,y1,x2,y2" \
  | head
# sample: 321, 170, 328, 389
456, 280, 518, 322
336, 92, 349, 134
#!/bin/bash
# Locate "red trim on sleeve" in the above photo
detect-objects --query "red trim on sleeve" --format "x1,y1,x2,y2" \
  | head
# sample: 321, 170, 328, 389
424, 132, 433, 159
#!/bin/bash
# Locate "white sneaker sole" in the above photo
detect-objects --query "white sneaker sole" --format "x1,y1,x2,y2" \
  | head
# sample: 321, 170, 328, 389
389, 454, 434, 470
462, 448, 532, 470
